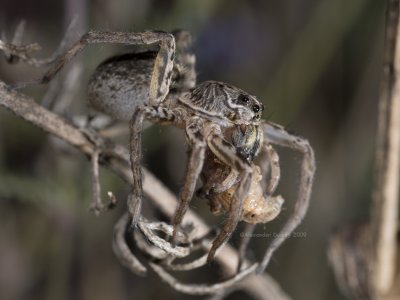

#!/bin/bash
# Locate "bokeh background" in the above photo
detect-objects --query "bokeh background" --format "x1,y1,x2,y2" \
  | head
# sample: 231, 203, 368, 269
0, 0, 387, 299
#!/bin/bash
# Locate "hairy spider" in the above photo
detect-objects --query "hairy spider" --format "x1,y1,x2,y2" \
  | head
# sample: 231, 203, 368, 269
23, 29, 315, 274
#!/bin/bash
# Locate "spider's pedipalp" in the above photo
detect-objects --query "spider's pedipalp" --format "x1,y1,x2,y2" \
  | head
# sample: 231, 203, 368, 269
257, 121, 316, 273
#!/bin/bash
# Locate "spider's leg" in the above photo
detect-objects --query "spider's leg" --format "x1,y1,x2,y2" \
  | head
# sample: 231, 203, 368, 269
14, 30, 176, 98
262, 143, 281, 196
171, 30, 196, 92
129, 106, 181, 226
172, 117, 206, 242
257, 121, 316, 273
206, 131, 253, 262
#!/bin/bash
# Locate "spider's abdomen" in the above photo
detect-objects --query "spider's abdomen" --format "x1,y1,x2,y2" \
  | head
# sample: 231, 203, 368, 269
88, 51, 156, 121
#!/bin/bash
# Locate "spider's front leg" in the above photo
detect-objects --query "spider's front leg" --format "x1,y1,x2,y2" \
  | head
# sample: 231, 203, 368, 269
129, 105, 182, 226
172, 117, 206, 242
206, 128, 253, 262
257, 121, 316, 273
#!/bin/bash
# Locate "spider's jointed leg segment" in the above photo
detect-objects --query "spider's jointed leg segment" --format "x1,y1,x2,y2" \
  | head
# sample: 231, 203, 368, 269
257, 121, 316, 273
172, 117, 206, 242
206, 131, 254, 262
129, 106, 183, 226
262, 143, 281, 196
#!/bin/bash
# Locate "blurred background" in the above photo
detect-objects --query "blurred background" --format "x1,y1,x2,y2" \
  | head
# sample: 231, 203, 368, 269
0, 0, 387, 299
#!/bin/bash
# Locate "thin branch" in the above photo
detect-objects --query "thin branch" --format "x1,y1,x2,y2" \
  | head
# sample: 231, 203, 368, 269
0, 80, 291, 300
0, 19, 80, 69
148, 262, 258, 296
137, 221, 191, 258
0, 40, 42, 65
112, 212, 147, 276
371, 0, 400, 295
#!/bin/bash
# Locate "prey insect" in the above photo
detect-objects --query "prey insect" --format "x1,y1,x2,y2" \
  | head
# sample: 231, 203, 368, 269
17, 29, 316, 274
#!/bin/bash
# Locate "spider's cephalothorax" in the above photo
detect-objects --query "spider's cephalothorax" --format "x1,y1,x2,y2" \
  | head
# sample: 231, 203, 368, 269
186, 81, 264, 123
44, 29, 315, 274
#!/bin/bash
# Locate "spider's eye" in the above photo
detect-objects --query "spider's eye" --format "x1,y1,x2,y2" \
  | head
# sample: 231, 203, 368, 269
238, 94, 249, 104
252, 104, 261, 113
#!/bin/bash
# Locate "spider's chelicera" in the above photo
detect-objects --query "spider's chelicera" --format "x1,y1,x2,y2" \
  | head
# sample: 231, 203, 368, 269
30, 29, 315, 274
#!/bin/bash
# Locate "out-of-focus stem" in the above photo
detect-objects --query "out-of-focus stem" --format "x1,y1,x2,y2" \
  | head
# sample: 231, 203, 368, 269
371, 0, 400, 295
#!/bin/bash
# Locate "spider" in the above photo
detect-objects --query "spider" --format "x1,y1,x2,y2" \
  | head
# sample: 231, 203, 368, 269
21, 29, 316, 274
